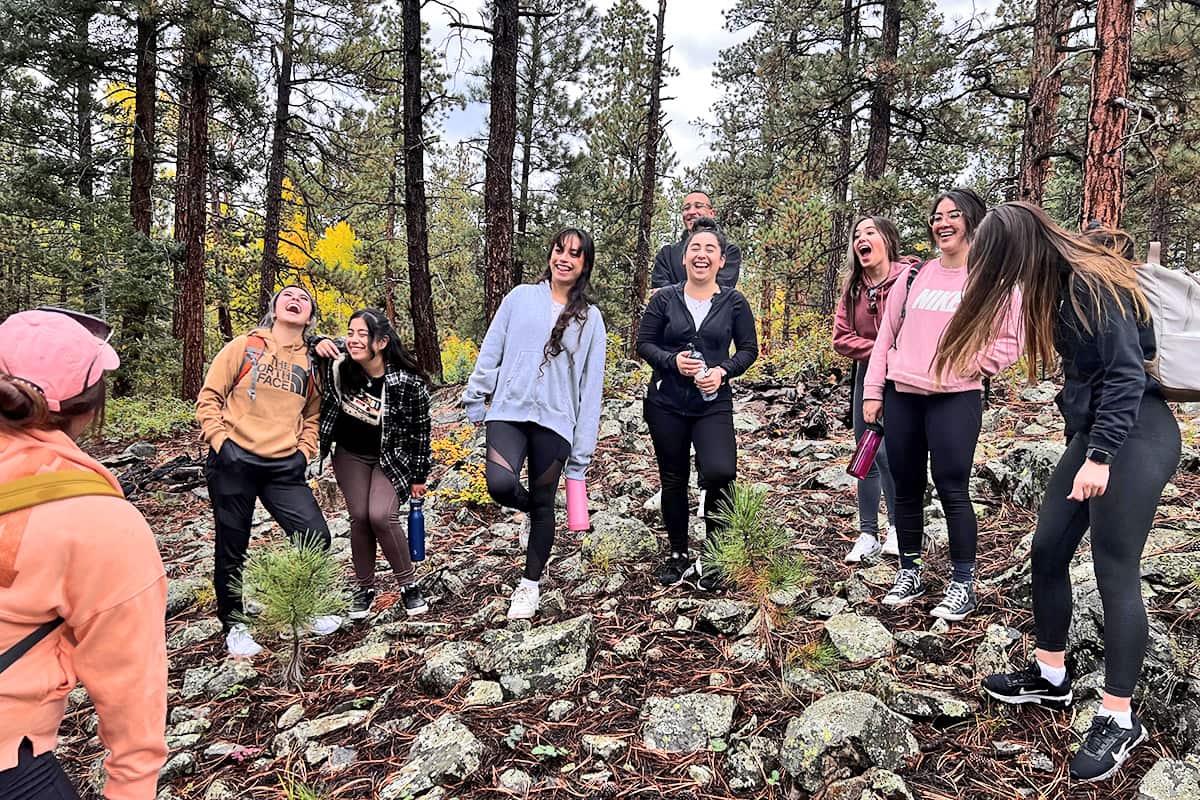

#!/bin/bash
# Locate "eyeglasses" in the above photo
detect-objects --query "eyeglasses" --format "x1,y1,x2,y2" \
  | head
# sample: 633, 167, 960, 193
36, 306, 114, 387
682, 201, 713, 212
928, 209, 964, 226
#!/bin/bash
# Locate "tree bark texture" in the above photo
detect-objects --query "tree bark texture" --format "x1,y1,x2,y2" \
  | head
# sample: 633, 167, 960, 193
482, 0, 519, 324
863, 0, 898, 182
513, 2, 546, 288
177, 3, 213, 400
402, 0, 443, 381
131, 0, 157, 235
1018, 0, 1075, 204
76, 3, 100, 314
826, 0, 855, 315
629, 0, 667, 356
171, 73, 191, 340
1080, 0, 1133, 227
259, 0, 296, 316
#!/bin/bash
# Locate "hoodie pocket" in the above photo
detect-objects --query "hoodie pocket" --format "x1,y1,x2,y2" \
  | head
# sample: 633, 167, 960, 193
498, 351, 539, 407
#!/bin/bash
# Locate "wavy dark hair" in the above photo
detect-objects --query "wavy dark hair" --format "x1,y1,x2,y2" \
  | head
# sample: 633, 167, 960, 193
840, 215, 901, 310
539, 228, 597, 368
927, 187, 987, 248
338, 308, 427, 394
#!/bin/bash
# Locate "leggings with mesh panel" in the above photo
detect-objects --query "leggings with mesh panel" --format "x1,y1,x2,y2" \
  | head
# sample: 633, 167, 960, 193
485, 421, 570, 581
1031, 393, 1180, 697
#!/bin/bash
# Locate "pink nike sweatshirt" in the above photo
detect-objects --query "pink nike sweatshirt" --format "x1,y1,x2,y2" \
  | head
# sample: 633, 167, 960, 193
863, 258, 1023, 400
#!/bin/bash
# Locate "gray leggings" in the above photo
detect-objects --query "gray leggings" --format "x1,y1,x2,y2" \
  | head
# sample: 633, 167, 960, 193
853, 361, 896, 536
332, 447, 415, 587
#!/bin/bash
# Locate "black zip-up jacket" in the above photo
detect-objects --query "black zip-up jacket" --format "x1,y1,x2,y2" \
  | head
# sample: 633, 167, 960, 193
651, 237, 742, 289
637, 283, 759, 415
1055, 271, 1159, 458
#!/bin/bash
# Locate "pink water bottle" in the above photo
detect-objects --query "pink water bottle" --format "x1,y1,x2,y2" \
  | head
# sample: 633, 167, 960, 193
847, 423, 884, 480
566, 478, 590, 531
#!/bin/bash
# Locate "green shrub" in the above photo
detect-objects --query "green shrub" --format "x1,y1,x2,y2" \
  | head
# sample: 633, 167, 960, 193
604, 331, 649, 394
104, 396, 195, 442
440, 334, 478, 384
746, 312, 838, 384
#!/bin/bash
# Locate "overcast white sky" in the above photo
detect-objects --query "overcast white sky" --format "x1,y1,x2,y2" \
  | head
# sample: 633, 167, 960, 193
427, 0, 998, 174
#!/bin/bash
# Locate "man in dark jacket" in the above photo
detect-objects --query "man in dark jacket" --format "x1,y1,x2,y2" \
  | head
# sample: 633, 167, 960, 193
650, 190, 742, 291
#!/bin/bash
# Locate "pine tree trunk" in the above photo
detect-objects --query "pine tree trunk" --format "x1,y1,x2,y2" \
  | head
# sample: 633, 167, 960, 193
513, 2, 546, 288
629, 0, 667, 357
1018, 0, 1075, 204
827, 0, 855, 315
402, 0, 442, 381
259, 0, 296, 316
862, 0, 898, 184
76, 3, 100, 314
131, 0, 157, 235
212, 168, 233, 341
759, 277, 773, 357
172, 76, 191, 340
1080, 0, 1133, 227
482, 0, 519, 324
177, 4, 213, 401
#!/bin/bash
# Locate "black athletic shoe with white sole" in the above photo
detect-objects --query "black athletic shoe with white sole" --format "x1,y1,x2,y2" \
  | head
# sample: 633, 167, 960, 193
684, 557, 726, 592
982, 659, 1073, 707
401, 585, 429, 617
1069, 712, 1146, 782
658, 552, 690, 586
348, 586, 375, 620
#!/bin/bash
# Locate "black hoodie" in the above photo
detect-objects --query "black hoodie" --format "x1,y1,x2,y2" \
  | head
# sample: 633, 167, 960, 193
637, 283, 758, 415
651, 237, 742, 290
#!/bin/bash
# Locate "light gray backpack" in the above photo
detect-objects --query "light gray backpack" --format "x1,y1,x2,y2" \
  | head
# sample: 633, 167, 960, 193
1139, 242, 1200, 401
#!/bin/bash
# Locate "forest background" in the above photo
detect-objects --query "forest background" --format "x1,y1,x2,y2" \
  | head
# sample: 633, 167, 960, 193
0, 0, 1194, 408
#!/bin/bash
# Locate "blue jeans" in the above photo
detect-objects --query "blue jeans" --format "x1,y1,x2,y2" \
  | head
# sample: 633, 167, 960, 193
853, 361, 896, 537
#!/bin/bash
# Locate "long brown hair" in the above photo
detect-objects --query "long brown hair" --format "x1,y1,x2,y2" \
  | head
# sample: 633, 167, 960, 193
840, 215, 900, 311
934, 202, 1149, 382
538, 227, 597, 368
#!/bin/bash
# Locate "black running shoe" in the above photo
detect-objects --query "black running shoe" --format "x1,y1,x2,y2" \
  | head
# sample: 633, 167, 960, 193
1069, 711, 1146, 782
685, 557, 726, 592
982, 659, 1073, 707
658, 552, 690, 586
348, 586, 375, 620
401, 584, 429, 617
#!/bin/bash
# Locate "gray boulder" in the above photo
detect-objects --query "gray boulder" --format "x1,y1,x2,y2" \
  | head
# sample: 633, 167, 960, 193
379, 715, 487, 800
725, 736, 781, 792
581, 734, 628, 761
165, 578, 207, 618
680, 598, 755, 635
825, 614, 893, 662
780, 691, 919, 792
581, 513, 657, 564
1018, 382, 1058, 403
273, 710, 369, 756
881, 681, 977, 719
823, 768, 914, 800
180, 661, 258, 701
973, 624, 1021, 680
1138, 758, 1200, 800
418, 641, 480, 695
641, 693, 735, 752
478, 614, 594, 698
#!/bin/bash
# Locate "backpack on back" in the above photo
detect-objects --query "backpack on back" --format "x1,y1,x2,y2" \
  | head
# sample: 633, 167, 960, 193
1139, 242, 1200, 401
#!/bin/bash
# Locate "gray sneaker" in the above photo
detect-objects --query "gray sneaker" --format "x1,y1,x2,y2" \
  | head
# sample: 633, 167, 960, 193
930, 580, 976, 621
881, 568, 925, 606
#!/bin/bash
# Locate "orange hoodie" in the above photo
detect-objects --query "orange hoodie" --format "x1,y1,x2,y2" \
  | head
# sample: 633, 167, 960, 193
195, 328, 320, 459
0, 428, 167, 799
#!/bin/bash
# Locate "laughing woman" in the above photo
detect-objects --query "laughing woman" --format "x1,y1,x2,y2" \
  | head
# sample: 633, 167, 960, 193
463, 228, 607, 620
312, 310, 432, 621
936, 204, 1180, 782
637, 217, 758, 589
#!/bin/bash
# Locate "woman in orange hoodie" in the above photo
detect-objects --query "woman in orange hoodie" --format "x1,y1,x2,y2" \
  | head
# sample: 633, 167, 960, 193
0, 309, 167, 800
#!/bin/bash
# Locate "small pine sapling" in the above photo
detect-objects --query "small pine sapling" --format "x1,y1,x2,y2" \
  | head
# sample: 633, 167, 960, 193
703, 483, 811, 649
238, 532, 347, 689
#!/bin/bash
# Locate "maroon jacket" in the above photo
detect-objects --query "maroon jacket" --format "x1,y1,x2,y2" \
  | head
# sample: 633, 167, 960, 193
831, 260, 911, 362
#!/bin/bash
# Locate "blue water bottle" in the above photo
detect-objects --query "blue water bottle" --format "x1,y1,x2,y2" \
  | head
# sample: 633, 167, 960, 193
408, 498, 426, 562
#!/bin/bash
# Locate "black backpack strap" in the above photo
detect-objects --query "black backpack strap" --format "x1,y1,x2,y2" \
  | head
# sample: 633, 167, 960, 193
0, 618, 64, 675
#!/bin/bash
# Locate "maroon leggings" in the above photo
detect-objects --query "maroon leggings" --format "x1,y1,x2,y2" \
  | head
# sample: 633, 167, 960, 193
332, 448, 414, 587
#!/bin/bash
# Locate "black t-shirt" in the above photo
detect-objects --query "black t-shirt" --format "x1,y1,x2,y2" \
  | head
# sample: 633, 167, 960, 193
333, 375, 384, 457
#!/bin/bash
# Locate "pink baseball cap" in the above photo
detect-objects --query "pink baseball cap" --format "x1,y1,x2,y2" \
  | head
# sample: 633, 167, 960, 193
0, 309, 120, 411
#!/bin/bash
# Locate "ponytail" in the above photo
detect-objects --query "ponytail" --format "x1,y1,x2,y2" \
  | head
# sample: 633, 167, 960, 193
0, 373, 106, 435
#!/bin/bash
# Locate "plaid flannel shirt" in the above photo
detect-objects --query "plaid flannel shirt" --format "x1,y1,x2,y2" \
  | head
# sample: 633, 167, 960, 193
314, 347, 432, 500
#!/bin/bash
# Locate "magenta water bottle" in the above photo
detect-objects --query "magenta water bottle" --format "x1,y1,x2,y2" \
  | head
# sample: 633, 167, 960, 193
847, 423, 884, 480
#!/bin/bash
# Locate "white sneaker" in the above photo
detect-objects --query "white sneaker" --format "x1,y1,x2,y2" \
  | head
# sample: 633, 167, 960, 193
309, 615, 343, 636
845, 533, 881, 563
881, 526, 900, 557
225, 623, 262, 658
507, 583, 540, 620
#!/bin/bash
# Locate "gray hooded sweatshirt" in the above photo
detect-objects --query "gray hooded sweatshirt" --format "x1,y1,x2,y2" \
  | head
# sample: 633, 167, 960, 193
462, 282, 607, 479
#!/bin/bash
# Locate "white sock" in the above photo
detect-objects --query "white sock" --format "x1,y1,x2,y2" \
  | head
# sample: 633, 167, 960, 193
1037, 659, 1067, 687
1096, 706, 1133, 729
519, 577, 540, 592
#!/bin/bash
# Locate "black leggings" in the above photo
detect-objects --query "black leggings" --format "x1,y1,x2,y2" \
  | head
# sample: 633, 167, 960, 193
644, 400, 737, 553
1031, 394, 1180, 697
485, 421, 570, 581
884, 384, 982, 577
0, 739, 81, 799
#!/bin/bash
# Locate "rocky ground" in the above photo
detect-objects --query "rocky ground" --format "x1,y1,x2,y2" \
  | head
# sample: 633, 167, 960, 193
57, 376, 1200, 800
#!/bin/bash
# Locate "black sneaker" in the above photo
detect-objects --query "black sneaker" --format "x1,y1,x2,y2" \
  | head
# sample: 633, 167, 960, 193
658, 552, 690, 586
930, 580, 976, 621
401, 584, 429, 617
982, 659, 1073, 707
881, 568, 925, 606
348, 586, 375, 620
685, 557, 726, 592
1069, 711, 1146, 782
